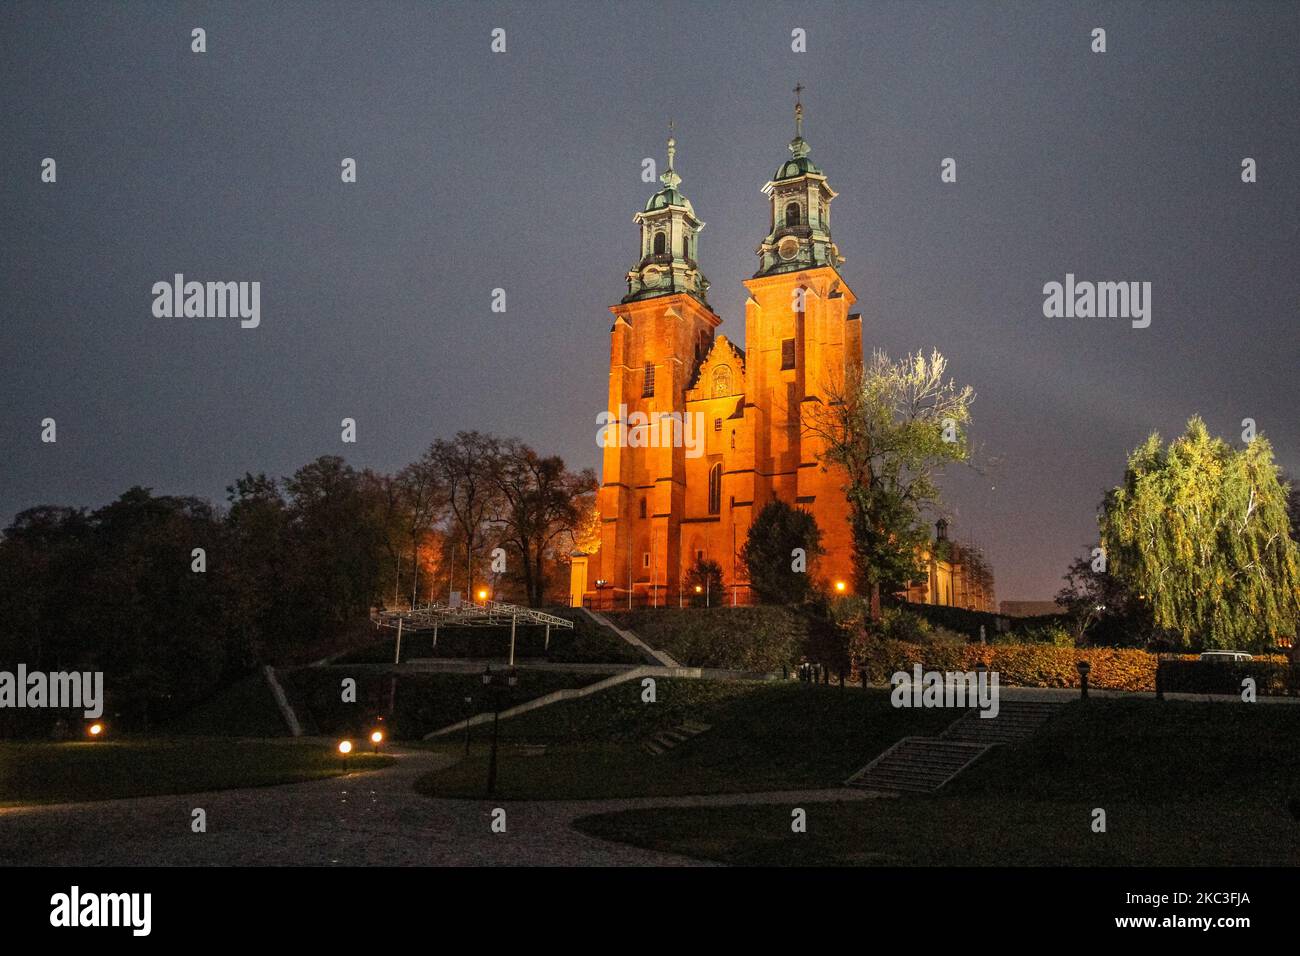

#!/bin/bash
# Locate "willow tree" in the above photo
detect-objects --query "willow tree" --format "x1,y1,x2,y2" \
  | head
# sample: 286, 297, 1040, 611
1101, 417, 1300, 651
810, 349, 975, 617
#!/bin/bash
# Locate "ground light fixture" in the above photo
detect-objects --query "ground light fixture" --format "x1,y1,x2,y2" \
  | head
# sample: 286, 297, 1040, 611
1076, 659, 1092, 700
370, 729, 384, 753
337, 738, 353, 772
87, 722, 104, 738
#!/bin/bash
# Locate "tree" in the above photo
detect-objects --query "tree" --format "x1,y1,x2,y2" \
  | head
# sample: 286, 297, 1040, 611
487, 439, 596, 606
1101, 417, 1300, 651
741, 500, 825, 604
1055, 551, 1150, 647
394, 457, 447, 607
809, 349, 975, 618
683, 556, 724, 607
426, 432, 503, 601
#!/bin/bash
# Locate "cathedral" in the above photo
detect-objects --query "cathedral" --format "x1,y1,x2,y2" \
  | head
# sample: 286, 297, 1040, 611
568, 94, 858, 608
568, 95, 993, 612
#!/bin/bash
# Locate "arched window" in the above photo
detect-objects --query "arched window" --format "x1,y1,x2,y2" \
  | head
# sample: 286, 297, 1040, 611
682, 235, 691, 259
785, 202, 800, 227
653, 232, 666, 254
707, 463, 722, 515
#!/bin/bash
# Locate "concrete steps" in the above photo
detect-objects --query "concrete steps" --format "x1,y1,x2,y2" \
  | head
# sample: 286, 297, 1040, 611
846, 700, 1065, 793
941, 700, 1063, 746
845, 737, 991, 793
641, 720, 712, 756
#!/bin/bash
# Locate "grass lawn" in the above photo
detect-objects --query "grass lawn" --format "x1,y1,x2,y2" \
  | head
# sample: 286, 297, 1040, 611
0, 738, 392, 807
281, 668, 603, 740
573, 698, 1300, 865
415, 680, 953, 800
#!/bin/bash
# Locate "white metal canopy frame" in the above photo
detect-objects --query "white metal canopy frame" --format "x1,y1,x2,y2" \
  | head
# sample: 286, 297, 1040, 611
371, 601, 574, 666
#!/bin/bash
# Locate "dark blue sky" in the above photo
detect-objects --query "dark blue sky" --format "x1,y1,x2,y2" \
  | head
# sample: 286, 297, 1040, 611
2, 1, 1297, 600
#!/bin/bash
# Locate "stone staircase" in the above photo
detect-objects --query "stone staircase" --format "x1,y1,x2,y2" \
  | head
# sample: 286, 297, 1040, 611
941, 699, 1063, 746
845, 737, 991, 793
641, 720, 712, 756
846, 700, 1065, 794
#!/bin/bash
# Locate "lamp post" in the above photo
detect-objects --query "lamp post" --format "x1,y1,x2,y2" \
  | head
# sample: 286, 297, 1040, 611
1076, 659, 1091, 701
483, 664, 519, 797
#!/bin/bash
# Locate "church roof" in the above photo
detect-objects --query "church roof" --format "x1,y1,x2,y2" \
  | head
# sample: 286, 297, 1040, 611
773, 146, 820, 181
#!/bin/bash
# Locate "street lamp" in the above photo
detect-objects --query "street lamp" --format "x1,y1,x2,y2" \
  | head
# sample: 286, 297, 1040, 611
482, 665, 519, 797
477, 588, 489, 603
337, 739, 353, 772
834, 580, 847, 594
1076, 659, 1092, 701
87, 722, 104, 739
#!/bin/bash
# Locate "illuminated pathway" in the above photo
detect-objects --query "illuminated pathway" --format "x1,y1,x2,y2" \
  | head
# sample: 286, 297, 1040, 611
0, 747, 875, 867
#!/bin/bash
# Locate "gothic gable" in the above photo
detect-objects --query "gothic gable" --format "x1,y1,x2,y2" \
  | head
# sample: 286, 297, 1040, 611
686, 334, 746, 403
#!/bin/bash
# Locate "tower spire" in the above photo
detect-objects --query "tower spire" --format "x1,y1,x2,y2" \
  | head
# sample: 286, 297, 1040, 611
662, 119, 681, 189
789, 83, 810, 159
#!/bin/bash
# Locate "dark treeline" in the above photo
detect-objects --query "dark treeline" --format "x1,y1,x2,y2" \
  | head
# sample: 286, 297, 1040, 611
0, 432, 595, 730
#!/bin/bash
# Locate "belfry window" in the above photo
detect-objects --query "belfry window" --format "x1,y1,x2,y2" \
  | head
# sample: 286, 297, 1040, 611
639, 497, 647, 519
653, 232, 666, 254
642, 362, 655, 398
785, 202, 801, 227
708, 463, 722, 515
781, 338, 796, 370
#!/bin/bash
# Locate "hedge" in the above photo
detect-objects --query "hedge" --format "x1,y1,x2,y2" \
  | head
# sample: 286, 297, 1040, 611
1157, 659, 1300, 697
854, 640, 1290, 693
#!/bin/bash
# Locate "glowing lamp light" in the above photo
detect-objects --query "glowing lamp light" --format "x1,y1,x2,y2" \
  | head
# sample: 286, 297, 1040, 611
337, 739, 353, 755
834, 580, 847, 593
694, 585, 703, 594
87, 722, 104, 737
370, 730, 384, 744
477, 589, 488, 601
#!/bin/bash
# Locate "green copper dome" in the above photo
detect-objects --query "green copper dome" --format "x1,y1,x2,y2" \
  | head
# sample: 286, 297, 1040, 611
773, 153, 820, 181
645, 187, 685, 211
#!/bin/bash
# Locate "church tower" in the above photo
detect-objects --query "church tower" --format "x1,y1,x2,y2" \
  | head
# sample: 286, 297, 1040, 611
740, 88, 860, 587
583, 131, 722, 605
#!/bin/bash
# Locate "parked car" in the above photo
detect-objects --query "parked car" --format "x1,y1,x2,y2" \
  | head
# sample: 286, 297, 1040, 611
1198, 650, 1253, 662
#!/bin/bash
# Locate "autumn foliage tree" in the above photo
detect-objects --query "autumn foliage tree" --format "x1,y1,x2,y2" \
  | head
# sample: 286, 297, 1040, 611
1101, 417, 1300, 651
810, 349, 975, 617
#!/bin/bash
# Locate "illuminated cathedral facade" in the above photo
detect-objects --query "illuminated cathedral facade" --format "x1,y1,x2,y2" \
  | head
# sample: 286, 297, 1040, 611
568, 97, 993, 612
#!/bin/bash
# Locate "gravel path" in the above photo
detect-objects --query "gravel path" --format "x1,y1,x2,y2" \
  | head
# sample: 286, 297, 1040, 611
0, 747, 877, 866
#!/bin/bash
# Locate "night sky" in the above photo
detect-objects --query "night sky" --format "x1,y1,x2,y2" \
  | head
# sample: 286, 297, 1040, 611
2, 1, 1297, 602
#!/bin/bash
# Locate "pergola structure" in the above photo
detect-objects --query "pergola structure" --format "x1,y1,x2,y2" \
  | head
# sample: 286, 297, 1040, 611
371, 601, 574, 666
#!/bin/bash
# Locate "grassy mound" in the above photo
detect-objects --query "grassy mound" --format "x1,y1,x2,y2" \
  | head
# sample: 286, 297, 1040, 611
0, 738, 391, 806
608, 606, 810, 671
416, 680, 951, 800
574, 698, 1300, 865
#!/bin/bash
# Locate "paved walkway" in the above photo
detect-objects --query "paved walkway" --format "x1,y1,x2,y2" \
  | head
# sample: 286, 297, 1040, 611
0, 747, 874, 867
